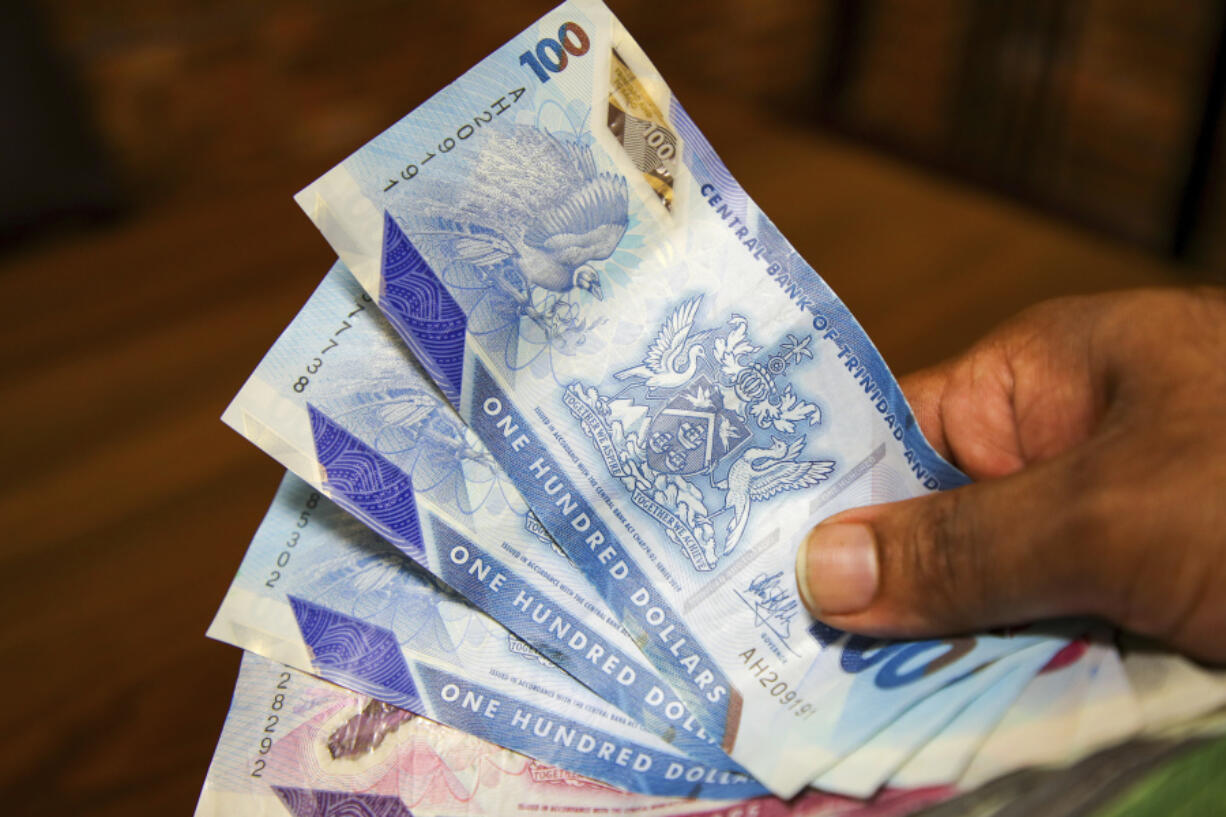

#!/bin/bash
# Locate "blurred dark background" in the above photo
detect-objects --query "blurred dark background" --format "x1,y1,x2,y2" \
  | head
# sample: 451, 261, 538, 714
13, 0, 1226, 268
0, 2, 1219, 816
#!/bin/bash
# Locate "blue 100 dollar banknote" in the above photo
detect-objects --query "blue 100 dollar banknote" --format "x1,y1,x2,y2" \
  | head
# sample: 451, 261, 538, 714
221, 266, 760, 788
196, 653, 957, 817
887, 636, 1112, 790
811, 640, 1062, 798
209, 471, 764, 798
294, 0, 1065, 795
222, 263, 1050, 798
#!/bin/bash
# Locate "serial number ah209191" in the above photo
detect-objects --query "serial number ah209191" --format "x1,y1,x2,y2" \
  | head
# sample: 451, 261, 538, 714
739, 648, 816, 719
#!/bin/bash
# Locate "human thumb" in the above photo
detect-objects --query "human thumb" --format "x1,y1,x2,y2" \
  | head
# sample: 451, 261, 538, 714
794, 452, 1120, 637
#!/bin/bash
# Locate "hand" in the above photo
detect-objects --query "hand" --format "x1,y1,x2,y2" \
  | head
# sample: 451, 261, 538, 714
795, 288, 1226, 662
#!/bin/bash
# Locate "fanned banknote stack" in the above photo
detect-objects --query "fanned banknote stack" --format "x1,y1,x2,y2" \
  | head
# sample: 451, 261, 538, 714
196, 3, 1226, 815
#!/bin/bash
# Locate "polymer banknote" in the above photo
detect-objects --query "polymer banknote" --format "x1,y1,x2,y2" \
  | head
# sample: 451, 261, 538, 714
813, 641, 1062, 798
890, 634, 1226, 792
220, 269, 765, 793
194, 651, 754, 816
195, 652, 958, 817
209, 471, 763, 798
220, 266, 1044, 798
294, 0, 1065, 794
953, 636, 1226, 790
908, 637, 1226, 794
957, 638, 1141, 789
888, 636, 1115, 790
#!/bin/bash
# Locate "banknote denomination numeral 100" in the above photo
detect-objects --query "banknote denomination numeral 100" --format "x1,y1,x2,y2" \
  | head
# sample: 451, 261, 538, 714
519, 22, 589, 83
810, 621, 976, 689
642, 123, 676, 161
265, 491, 320, 588
251, 671, 293, 777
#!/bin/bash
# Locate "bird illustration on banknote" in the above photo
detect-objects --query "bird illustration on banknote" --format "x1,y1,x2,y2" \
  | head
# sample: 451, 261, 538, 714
407, 125, 627, 352
714, 436, 835, 554
614, 296, 707, 391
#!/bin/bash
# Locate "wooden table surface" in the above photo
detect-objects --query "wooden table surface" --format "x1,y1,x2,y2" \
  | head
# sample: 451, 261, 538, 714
0, 95, 1185, 816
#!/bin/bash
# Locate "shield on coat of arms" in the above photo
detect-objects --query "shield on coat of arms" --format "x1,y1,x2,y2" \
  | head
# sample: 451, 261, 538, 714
645, 376, 750, 476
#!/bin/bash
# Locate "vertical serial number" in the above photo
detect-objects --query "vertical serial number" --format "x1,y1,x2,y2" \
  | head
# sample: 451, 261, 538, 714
265, 490, 320, 589
250, 671, 292, 778
292, 293, 372, 394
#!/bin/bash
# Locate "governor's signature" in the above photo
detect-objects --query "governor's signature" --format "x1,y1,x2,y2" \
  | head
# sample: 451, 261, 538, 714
735, 571, 799, 648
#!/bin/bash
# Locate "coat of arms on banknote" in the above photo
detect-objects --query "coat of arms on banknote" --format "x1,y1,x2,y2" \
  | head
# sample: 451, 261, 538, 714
564, 296, 835, 571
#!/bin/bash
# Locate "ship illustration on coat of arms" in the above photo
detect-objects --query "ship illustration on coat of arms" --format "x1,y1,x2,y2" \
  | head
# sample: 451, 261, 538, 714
564, 296, 835, 571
